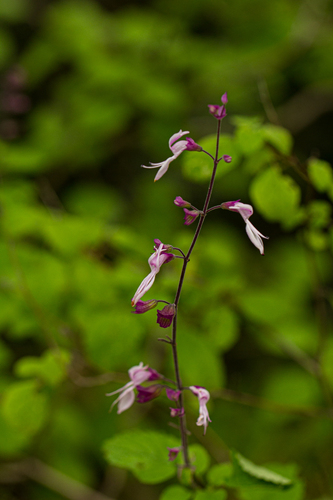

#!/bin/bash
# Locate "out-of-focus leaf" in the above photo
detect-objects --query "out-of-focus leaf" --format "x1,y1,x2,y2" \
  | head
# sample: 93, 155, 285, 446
307, 200, 331, 229
202, 306, 239, 352
1, 380, 48, 437
307, 158, 333, 193
14, 348, 71, 387
103, 430, 178, 484
233, 116, 264, 154
159, 485, 192, 500
176, 329, 224, 388
262, 124, 293, 155
182, 134, 240, 183
250, 166, 302, 228
189, 444, 210, 475
193, 490, 227, 500
207, 463, 233, 487
226, 452, 292, 488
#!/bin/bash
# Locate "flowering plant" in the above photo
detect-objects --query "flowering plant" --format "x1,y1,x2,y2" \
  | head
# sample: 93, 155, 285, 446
103, 94, 290, 494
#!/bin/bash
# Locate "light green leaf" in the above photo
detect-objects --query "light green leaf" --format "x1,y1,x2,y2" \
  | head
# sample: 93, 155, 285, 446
262, 124, 293, 155
227, 452, 293, 488
202, 306, 239, 352
308, 158, 333, 193
250, 165, 302, 228
1, 380, 48, 437
177, 329, 224, 388
207, 463, 233, 487
193, 490, 227, 500
307, 200, 332, 229
159, 485, 192, 500
182, 134, 240, 183
189, 444, 210, 475
103, 430, 178, 484
14, 348, 71, 387
233, 116, 265, 154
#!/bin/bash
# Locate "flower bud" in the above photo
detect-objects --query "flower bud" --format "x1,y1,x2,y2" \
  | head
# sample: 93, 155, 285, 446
157, 303, 176, 328
132, 299, 158, 314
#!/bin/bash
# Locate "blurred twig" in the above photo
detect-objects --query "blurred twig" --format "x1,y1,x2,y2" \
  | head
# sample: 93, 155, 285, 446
0, 458, 115, 500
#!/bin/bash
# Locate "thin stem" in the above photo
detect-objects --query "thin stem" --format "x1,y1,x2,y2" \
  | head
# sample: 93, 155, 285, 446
170, 120, 222, 467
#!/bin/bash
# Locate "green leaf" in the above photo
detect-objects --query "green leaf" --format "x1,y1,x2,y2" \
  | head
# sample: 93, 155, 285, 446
14, 348, 71, 387
1, 380, 48, 437
233, 116, 265, 154
207, 463, 233, 487
202, 306, 239, 352
236, 463, 303, 500
182, 134, 240, 183
307, 200, 332, 229
250, 165, 302, 228
262, 124, 293, 155
226, 452, 293, 488
189, 444, 211, 475
308, 158, 333, 193
103, 430, 179, 484
193, 490, 227, 500
159, 485, 192, 500
177, 329, 224, 388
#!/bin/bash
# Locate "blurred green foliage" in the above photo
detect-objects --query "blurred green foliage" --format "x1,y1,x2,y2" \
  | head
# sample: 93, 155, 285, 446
0, 0, 333, 499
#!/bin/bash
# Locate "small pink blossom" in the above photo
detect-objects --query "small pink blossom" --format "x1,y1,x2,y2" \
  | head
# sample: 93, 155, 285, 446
189, 385, 212, 434
157, 303, 176, 328
132, 299, 158, 314
208, 93, 228, 120
174, 196, 191, 208
166, 388, 181, 401
170, 407, 185, 417
183, 208, 201, 225
142, 130, 191, 181
106, 362, 152, 414
132, 241, 174, 306
221, 200, 269, 255
136, 384, 163, 403
167, 447, 181, 461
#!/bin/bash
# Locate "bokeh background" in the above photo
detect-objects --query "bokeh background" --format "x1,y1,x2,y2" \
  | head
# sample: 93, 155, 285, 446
1, 0, 333, 499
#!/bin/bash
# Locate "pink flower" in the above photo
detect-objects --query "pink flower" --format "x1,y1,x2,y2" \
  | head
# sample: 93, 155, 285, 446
106, 362, 154, 414
221, 200, 269, 255
136, 384, 163, 403
189, 386, 212, 434
157, 303, 176, 328
132, 299, 158, 314
183, 208, 201, 225
174, 196, 191, 208
132, 240, 174, 306
170, 407, 185, 417
208, 93, 228, 120
167, 447, 181, 461
142, 130, 199, 181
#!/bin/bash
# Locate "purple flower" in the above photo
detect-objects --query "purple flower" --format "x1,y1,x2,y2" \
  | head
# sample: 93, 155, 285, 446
189, 386, 212, 434
167, 447, 181, 461
185, 137, 202, 152
208, 93, 228, 120
166, 387, 181, 401
132, 240, 174, 306
157, 303, 176, 328
142, 130, 191, 181
183, 208, 201, 225
132, 299, 158, 314
106, 362, 153, 414
174, 196, 191, 208
221, 200, 269, 255
170, 407, 185, 417
222, 155, 232, 163
136, 384, 163, 403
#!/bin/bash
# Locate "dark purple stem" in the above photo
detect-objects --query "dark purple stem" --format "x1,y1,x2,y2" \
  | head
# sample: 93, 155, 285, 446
171, 120, 222, 467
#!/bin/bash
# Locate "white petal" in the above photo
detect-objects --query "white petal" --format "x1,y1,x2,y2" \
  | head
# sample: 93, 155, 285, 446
168, 130, 189, 149
245, 220, 268, 255
117, 388, 136, 414
132, 271, 157, 305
